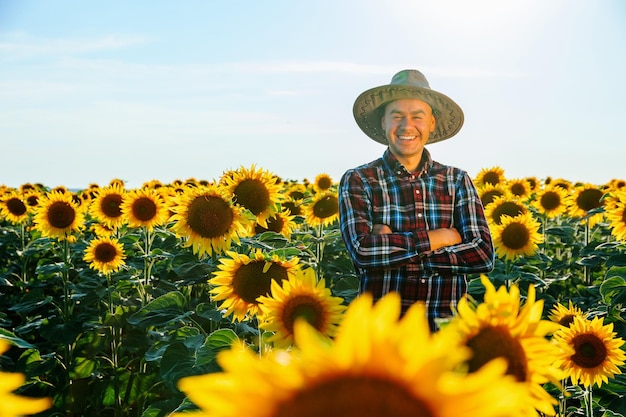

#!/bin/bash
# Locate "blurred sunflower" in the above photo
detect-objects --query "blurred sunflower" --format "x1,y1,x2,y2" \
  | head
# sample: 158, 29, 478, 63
221, 165, 284, 228
169, 185, 250, 257
505, 178, 532, 200
32, 190, 85, 241
0, 339, 52, 417
285, 182, 308, 201
302, 191, 339, 228
83, 236, 126, 275
252, 209, 298, 239
312, 173, 334, 193
552, 315, 625, 388
0, 191, 30, 225
257, 267, 346, 348
484, 195, 528, 226
550, 178, 573, 192
532, 185, 569, 218
176, 292, 530, 417
477, 183, 509, 207
22, 190, 41, 213
604, 191, 626, 241
524, 176, 540, 193
548, 300, 587, 328
566, 183, 605, 227
475, 166, 506, 187
120, 188, 169, 231
491, 212, 543, 260
209, 249, 303, 321
89, 183, 126, 228
448, 275, 563, 416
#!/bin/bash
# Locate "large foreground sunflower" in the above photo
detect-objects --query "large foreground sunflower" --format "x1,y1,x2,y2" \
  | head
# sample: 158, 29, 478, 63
0, 340, 52, 417
552, 315, 625, 388
169, 185, 251, 257
120, 188, 169, 231
89, 183, 126, 228
221, 165, 284, 228
32, 190, 85, 241
491, 212, 543, 261
257, 267, 346, 348
302, 191, 339, 228
209, 250, 303, 322
83, 236, 126, 275
176, 293, 530, 417
448, 275, 564, 416
0, 191, 30, 225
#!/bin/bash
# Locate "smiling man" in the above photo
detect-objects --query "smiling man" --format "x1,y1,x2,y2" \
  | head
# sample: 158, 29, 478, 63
338, 69, 494, 331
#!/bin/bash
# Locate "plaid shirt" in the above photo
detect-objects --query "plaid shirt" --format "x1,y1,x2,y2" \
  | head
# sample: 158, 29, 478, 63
339, 148, 494, 329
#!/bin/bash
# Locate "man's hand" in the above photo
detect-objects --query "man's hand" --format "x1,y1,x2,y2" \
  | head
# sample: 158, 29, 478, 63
372, 224, 393, 235
427, 228, 462, 251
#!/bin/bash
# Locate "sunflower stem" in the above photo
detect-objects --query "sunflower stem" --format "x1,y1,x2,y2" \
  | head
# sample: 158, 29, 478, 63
583, 385, 593, 417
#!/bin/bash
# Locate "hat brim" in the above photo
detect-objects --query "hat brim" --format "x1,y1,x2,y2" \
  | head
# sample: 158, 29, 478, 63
353, 85, 464, 145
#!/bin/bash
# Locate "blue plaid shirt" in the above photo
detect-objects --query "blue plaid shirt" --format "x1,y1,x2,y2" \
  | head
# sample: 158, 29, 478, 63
338, 148, 494, 329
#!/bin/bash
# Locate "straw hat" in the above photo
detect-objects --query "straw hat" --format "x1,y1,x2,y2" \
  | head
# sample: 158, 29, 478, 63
353, 69, 464, 145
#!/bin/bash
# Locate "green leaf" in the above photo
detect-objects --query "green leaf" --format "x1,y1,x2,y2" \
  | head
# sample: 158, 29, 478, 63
600, 273, 626, 305
128, 291, 190, 327
0, 329, 36, 348
195, 328, 239, 368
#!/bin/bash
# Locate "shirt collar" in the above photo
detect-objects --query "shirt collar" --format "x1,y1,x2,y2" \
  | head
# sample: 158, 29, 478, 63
383, 148, 433, 177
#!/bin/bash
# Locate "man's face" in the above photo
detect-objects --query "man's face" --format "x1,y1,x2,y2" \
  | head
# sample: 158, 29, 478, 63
381, 98, 436, 161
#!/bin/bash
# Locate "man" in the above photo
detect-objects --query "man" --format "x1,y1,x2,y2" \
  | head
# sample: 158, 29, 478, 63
338, 69, 494, 330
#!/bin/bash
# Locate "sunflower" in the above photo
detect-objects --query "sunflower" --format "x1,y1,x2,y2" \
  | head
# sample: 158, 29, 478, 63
475, 166, 506, 187
565, 183, 605, 227
209, 250, 303, 322
221, 165, 284, 228
524, 176, 540, 193
505, 178, 532, 200
484, 195, 528, 226
491, 212, 543, 260
22, 190, 42, 213
176, 292, 530, 417
302, 191, 339, 228
169, 185, 251, 257
89, 183, 126, 228
0, 339, 52, 417
32, 190, 85, 241
552, 315, 625, 388
531, 185, 569, 218
548, 300, 588, 328
252, 209, 298, 239
120, 188, 169, 231
83, 236, 126, 275
604, 191, 626, 241
448, 275, 564, 416
0, 191, 30, 225
257, 267, 346, 348
311, 173, 334, 193
477, 183, 509, 207
285, 182, 308, 201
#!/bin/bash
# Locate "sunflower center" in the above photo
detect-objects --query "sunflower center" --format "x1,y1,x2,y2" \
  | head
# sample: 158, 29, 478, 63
500, 222, 530, 250
26, 195, 39, 207
47, 201, 76, 229
313, 196, 339, 219
510, 183, 526, 197
187, 195, 233, 238
273, 376, 435, 417
283, 201, 301, 216
232, 261, 288, 303
492, 202, 525, 225
482, 172, 501, 186
94, 242, 118, 263
466, 325, 528, 382
282, 295, 325, 333
481, 190, 504, 206
559, 314, 576, 328
132, 197, 158, 221
576, 189, 603, 212
316, 177, 332, 191
101, 194, 123, 218
233, 179, 270, 215
540, 191, 561, 211
7, 197, 27, 216
572, 334, 607, 368
255, 215, 285, 234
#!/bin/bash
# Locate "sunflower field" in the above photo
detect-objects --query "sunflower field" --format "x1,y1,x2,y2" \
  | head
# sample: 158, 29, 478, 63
0, 165, 625, 417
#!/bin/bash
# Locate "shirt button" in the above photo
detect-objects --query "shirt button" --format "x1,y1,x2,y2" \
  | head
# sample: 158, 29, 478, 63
420, 279, 426, 284
415, 190, 420, 194
417, 213, 423, 218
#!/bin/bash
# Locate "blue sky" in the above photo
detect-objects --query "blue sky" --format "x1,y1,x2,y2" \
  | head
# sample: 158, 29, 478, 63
1, 0, 625, 189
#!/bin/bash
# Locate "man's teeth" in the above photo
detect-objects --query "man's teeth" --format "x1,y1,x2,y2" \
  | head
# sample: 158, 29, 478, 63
398, 136, 415, 140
